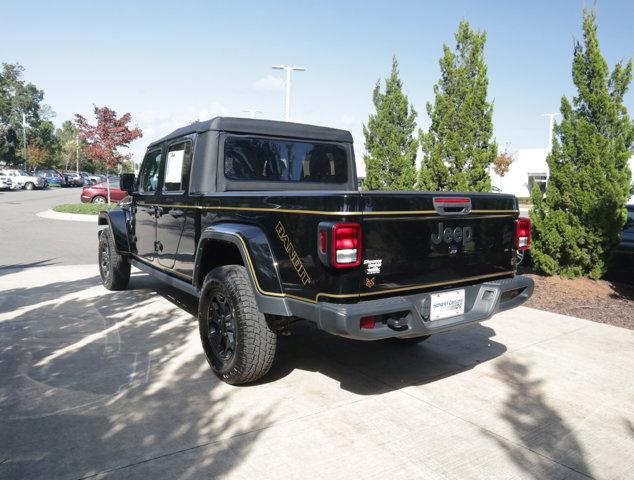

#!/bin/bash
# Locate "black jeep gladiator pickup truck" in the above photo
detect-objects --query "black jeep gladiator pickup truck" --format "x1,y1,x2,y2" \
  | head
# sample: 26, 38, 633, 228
98, 117, 534, 384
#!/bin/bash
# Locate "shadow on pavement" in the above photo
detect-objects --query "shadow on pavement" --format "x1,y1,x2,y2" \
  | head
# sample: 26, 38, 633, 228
488, 358, 594, 479
0, 272, 272, 480
262, 320, 506, 395
125, 274, 508, 396
0, 259, 59, 274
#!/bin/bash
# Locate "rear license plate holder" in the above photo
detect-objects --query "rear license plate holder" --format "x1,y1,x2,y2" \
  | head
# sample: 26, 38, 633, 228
430, 289, 465, 321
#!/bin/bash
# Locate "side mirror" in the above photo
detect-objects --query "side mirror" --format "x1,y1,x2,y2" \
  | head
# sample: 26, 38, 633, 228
120, 173, 135, 194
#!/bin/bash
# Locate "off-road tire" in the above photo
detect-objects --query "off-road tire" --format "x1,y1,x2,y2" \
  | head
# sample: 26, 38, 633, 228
198, 265, 277, 385
25, 182, 35, 190
98, 228, 131, 291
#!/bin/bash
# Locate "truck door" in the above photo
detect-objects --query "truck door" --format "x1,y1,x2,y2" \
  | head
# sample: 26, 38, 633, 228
135, 148, 162, 260
156, 139, 193, 270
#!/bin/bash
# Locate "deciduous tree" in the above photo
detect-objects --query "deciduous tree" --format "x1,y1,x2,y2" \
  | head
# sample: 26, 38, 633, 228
419, 21, 496, 192
363, 56, 418, 190
54, 120, 87, 171
530, 9, 634, 279
0, 63, 56, 165
75, 106, 142, 202
26, 145, 47, 169
492, 151, 513, 178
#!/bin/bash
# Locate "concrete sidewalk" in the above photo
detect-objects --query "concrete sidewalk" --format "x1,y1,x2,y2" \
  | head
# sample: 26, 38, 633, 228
0, 265, 632, 479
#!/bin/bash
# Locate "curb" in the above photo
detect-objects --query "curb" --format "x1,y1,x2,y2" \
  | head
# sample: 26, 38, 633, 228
36, 209, 99, 223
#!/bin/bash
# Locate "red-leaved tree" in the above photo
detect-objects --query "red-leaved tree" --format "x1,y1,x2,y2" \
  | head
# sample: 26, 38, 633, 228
75, 106, 142, 202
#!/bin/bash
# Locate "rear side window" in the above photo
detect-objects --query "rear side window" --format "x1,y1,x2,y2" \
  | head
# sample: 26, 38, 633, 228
163, 141, 192, 192
224, 136, 348, 183
139, 149, 162, 193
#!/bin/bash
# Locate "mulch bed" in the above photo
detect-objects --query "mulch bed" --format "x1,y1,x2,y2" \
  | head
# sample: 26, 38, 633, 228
521, 271, 634, 330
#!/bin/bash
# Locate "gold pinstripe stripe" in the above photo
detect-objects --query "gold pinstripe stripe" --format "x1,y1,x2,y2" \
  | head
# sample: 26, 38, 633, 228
136, 203, 518, 216
133, 232, 514, 304
208, 232, 514, 303
130, 204, 516, 304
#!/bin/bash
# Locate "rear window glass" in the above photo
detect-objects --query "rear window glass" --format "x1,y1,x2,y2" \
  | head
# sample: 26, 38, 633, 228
224, 136, 348, 183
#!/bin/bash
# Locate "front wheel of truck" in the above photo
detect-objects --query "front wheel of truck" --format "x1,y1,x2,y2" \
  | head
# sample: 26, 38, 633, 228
98, 228, 130, 291
198, 265, 277, 385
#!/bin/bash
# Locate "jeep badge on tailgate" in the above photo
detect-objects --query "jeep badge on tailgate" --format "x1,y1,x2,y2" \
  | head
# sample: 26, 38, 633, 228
431, 222, 473, 246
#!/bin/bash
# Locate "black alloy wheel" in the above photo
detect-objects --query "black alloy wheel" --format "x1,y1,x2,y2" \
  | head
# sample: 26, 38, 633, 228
206, 292, 238, 364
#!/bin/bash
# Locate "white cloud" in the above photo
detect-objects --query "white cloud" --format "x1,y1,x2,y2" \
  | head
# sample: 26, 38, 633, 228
252, 74, 285, 92
128, 102, 228, 163
192, 102, 227, 121
339, 114, 355, 127
136, 102, 228, 140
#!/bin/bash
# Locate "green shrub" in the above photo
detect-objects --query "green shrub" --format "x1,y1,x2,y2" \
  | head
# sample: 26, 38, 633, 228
530, 9, 633, 279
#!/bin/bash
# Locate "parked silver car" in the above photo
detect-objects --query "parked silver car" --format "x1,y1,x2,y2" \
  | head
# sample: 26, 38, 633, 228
0, 168, 47, 190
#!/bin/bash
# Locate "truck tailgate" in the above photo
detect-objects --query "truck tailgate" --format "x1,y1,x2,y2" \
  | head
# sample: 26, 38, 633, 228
360, 192, 518, 297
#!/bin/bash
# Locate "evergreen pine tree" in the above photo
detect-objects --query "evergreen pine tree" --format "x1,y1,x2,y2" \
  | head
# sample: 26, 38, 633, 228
419, 20, 496, 192
530, 9, 633, 279
363, 56, 418, 190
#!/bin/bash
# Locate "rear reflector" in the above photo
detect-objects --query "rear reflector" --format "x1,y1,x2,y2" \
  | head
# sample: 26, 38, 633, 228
360, 316, 376, 329
516, 218, 531, 250
331, 223, 362, 268
319, 230, 327, 254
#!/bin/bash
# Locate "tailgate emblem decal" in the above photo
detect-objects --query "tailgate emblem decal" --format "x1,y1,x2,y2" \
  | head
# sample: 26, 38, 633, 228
363, 259, 382, 275
431, 223, 473, 246
275, 221, 312, 285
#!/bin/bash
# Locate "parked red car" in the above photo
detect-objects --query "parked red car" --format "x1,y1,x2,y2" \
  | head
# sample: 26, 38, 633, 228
80, 180, 128, 204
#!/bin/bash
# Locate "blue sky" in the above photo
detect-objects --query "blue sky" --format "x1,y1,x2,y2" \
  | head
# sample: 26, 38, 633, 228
2, 0, 633, 174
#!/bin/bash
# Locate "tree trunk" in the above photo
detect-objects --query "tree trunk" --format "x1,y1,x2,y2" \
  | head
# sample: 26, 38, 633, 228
106, 168, 111, 204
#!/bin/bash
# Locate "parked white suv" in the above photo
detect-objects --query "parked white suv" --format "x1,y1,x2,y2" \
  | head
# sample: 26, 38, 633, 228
0, 168, 47, 190
0, 173, 13, 190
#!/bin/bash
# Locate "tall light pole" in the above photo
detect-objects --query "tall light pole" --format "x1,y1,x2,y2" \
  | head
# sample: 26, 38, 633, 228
76, 133, 80, 174
542, 113, 560, 150
272, 65, 306, 121
242, 109, 262, 119
21, 112, 28, 170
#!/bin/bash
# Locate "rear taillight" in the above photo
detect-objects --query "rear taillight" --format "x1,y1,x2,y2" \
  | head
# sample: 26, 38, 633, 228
516, 218, 531, 250
332, 223, 362, 267
360, 316, 376, 329
317, 222, 362, 268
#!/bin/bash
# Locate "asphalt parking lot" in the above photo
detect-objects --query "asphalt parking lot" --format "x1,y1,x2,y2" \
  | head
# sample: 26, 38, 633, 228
1, 189, 633, 479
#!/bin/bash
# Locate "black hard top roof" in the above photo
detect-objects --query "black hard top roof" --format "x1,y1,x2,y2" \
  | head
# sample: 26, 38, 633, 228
148, 117, 353, 147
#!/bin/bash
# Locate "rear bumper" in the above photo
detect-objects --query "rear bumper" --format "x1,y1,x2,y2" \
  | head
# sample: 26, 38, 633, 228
296, 275, 533, 340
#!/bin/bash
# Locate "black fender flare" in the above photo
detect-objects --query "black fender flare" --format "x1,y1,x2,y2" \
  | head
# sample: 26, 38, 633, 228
193, 223, 291, 316
98, 208, 133, 255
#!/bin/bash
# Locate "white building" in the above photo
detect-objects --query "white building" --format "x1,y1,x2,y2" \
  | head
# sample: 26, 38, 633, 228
493, 149, 634, 203
493, 148, 549, 198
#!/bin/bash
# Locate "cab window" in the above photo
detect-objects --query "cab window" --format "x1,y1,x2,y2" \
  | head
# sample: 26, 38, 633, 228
139, 149, 162, 193
224, 136, 348, 184
163, 141, 192, 193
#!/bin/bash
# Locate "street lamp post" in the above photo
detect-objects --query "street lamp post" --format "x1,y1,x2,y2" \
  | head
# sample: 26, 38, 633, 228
21, 112, 28, 170
271, 65, 306, 121
76, 133, 80, 174
542, 113, 560, 151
